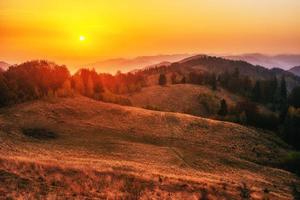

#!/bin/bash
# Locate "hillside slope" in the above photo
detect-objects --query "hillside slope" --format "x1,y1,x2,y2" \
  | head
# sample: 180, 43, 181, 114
126, 84, 244, 117
0, 96, 299, 199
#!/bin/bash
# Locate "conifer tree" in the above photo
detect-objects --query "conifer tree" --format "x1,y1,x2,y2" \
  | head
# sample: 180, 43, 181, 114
158, 74, 167, 86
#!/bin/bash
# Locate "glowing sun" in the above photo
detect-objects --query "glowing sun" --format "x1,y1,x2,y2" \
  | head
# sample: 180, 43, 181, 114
79, 35, 86, 41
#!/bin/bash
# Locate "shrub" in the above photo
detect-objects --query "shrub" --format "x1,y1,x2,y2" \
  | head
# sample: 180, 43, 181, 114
22, 128, 58, 140
283, 107, 300, 150
100, 92, 132, 106
198, 93, 219, 115
235, 101, 279, 130
279, 152, 300, 176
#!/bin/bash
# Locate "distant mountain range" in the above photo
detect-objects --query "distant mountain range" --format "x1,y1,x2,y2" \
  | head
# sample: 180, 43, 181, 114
0, 61, 10, 71
225, 53, 300, 70
80, 53, 300, 74
2, 53, 300, 75
80, 54, 192, 74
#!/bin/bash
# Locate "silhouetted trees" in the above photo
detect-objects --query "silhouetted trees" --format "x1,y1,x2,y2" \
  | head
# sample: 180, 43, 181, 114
252, 81, 262, 102
289, 87, 300, 108
211, 73, 217, 90
219, 68, 252, 96
0, 74, 12, 106
218, 99, 228, 116
280, 76, 288, 102
235, 101, 279, 130
158, 74, 167, 85
283, 107, 300, 150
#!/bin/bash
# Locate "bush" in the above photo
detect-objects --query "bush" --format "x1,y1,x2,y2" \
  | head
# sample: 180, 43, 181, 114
279, 152, 300, 176
22, 128, 58, 140
283, 107, 300, 150
100, 92, 132, 106
198, 93, 219, 115
235, 101, 279, 130
289, 87, 300, 108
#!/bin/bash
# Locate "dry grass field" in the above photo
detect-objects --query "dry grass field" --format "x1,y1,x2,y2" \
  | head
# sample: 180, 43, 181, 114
0, 96, 299, 199
126, 84, 243, 116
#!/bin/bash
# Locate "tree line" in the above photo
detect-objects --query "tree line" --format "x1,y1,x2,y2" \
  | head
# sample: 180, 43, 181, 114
0, 60, 146, 107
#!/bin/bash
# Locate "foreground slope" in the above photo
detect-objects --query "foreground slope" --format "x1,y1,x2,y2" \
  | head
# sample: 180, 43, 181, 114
0, 96, 299, 199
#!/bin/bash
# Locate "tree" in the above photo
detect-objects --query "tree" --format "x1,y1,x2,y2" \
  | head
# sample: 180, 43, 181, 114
171, 73, 177, 84
233, 67, 240, 78
289, 86, 300, 108
252, 81, 262, 102
280, 76, 287, 102
279, 76, 288, 122
218, 99, 228, 116
86, 75, 94, 97
211, 73, 217, 90
158, 74, 167, 86
283, 107, 300, 150
236, 101, 259, 125
0, 74, 12, 106
270, 77, 278, 103
181, 76, 186, 84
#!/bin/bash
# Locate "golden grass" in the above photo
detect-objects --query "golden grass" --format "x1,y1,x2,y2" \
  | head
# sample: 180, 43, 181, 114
0, 96, 299, 199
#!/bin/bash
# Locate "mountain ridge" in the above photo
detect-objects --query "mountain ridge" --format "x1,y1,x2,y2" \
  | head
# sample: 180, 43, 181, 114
289, 66, 300, 77
225, 53, 300, 70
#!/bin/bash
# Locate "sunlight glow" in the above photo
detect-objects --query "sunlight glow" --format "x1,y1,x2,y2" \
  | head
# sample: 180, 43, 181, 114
79, 36, 86, 41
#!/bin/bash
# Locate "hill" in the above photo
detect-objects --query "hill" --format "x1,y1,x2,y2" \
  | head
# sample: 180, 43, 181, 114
126, 84, 244, 117
225, 53, 300, 70
289, 66, 300, 77
0, 96, 299, 199
143, 55, 300, 91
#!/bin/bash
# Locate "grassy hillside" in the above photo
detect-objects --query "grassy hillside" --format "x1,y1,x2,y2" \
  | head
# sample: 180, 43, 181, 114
126, 84, 243, 117
0, 96, 299, 199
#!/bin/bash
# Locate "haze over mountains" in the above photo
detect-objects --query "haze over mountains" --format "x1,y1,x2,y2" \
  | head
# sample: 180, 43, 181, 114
225, 53, 300, 70
2, 53, 300, 75
75, 53, 300, 74
80, 54, 192, 74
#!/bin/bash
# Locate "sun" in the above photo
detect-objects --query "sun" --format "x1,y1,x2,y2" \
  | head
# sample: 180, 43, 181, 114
79, 35, 86, 41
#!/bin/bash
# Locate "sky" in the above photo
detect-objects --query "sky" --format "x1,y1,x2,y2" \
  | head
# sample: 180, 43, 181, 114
1, 0, 300, 67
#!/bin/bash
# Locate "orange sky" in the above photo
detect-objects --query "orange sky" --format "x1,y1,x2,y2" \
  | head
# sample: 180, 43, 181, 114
1, 0, 300, 67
